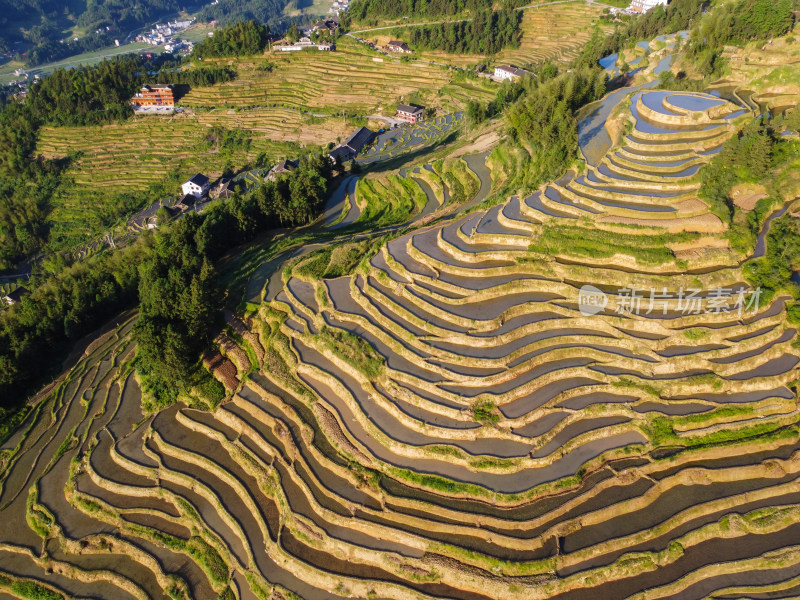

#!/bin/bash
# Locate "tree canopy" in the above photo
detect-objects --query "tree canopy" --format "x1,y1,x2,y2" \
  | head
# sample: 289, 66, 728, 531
407, 7, 521, 54
193, 21, 271, 58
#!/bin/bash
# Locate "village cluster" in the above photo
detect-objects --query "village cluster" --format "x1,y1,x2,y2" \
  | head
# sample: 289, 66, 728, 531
134, 19, 196, 55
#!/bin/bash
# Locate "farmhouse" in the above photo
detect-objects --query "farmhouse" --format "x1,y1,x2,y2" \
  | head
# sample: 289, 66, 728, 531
629, 0, 668, 12
3, 286, 30, 306
344, 127, 376, 154
174, 194, 196, 212
211, 178, 235, 199
266, 159, 298, 181
132, 84, 174, 107
396, 104, 424, 123
329, 127, 376, 163
313, 18, 339, 34
182, 173, 210, 198
387, 41, 412, 54
278, 37, 335, 51
494, 65, 526, 82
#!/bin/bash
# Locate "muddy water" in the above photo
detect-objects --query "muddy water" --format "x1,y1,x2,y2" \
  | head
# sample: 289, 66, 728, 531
552, 522, 800, 600
561, 486, 800, 578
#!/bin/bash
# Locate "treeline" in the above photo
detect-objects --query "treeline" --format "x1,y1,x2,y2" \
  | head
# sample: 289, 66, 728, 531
574, 0, 707, 69
0, 154, 334, 408
700, 116, 798, 255
407, 8, 521, 54
151, 66, 237, 88
349, 0, 524, 21
196, 0, 287, 30
0, 55, 236, 268
193, 21, 271, 58
505, 66, 607, 188
687, 0, 797, 75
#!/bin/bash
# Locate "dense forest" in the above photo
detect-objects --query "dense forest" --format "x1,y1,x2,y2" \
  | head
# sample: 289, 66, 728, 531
193, 21, 271, 58
348, 0, 526, 22
0, 55, 236, 268
0, 154, 334, 409
407, 7, 521, 54
505, 66, 607, 188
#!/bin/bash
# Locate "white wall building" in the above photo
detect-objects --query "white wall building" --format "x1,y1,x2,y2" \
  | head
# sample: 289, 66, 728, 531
494, 65, 525, 82
630, 0, 668, 13
182, 173, 210, 198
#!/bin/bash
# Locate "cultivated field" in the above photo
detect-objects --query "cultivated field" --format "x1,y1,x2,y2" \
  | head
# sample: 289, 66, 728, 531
5, 16, 800, 600
376, 1, 606, 70
35, 109, 353, 249
4, 80, 800, 600
179, 37, 496, 114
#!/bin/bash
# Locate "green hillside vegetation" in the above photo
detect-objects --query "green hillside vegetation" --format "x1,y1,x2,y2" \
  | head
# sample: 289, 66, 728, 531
0, 55, 236, 266
0, 155, 332, 409
349, 0, 526, 23
407, 7, 522, 54
193, 21, 271, 59
504, 66, 606, 188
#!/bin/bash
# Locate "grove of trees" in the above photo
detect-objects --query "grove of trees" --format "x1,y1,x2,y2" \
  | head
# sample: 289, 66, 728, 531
348, 0, 526, 21
193, 21, 271, 58
407, 7, 521, 54
505, 66, 607, 188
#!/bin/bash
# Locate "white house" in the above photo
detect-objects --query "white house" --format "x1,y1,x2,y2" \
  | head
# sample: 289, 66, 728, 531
494, 65, 525, 82
182, 173, 210, 198
629, 0, 668, 13
396, 104, 424, 123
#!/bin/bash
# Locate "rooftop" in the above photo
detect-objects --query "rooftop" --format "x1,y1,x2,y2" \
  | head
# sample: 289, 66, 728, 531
186, 173, 210, 186
344, 127, 376, 152
397, 104, 423, 114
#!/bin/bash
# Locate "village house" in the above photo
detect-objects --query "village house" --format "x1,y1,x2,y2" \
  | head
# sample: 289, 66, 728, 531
329, 127, 376, 163
278, 37, 335, 52
387, 40, 412, 54
629, 0, 668, 12
494, 65, 526, 82
266, 159, 298, 181
174, 195, 196, 212
396, 104, 424, 123
182, 173, 210, 198
131, 84, 175, 107
312, 19, 339, 34
3, 286, 30, 306
211, 178, 235, 199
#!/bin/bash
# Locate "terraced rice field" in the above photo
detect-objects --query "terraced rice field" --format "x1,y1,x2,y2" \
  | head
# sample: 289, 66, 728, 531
376, 2, 605, 69
179, 38, 495, 113
717, 34, 800, 114
35, 110, 344, 247
497, 2, 607, 68
3, 89, 800, 599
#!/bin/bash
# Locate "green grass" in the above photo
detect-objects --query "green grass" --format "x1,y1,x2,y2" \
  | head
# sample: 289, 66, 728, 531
528, 225, 699, 266
314, 326, 385, 379
471, 399, 500, 425
356, 174, 428, 227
